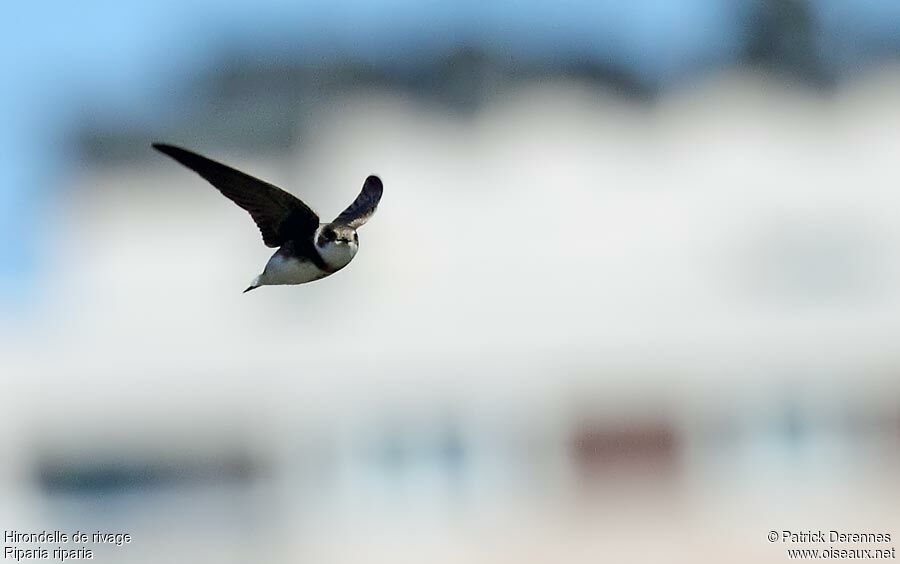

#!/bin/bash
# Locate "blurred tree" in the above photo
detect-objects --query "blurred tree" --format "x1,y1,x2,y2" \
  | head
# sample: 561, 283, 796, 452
746, 0, 831, 86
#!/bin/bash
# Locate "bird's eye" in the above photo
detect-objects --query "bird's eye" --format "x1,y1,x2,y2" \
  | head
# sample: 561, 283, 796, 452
323, 230, 335, 241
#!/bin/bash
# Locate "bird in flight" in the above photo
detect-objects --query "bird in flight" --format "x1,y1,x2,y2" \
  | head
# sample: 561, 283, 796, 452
152, 143, 383, 292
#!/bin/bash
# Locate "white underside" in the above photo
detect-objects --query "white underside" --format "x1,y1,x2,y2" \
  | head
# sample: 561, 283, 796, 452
250, 235, 358, 289
255, 254, 330, 287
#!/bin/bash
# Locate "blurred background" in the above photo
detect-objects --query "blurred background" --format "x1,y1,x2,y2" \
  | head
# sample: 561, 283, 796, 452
4, 0, 900, 562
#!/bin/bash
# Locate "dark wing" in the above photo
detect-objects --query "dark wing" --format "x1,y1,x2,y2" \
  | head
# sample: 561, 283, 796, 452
332, 175, 383, 228
152, 143, 319, 247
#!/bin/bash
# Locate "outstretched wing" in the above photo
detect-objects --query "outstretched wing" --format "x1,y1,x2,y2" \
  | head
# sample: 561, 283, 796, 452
333, 175, 383, 228
152, 143, 320, 247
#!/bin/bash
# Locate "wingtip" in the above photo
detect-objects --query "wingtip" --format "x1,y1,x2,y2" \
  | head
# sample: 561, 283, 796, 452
151, 143, 201, 166
151, 142, 175, 157
365, 175, 383, 192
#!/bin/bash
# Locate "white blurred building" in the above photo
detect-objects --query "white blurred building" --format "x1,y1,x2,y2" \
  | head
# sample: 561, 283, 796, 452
4, 73, 900, 563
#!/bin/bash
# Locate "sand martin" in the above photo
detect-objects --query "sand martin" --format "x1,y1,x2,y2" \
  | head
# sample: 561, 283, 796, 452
152, 143, 383, 292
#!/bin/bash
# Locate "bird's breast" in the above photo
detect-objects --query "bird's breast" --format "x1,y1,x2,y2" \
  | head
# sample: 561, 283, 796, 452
316, 242, 358, 271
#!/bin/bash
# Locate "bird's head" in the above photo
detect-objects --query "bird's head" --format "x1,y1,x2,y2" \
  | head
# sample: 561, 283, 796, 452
315, 223, 359, 268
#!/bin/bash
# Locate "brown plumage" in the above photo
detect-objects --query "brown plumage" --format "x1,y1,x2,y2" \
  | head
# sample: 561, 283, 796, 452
152, 143, 320, 247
